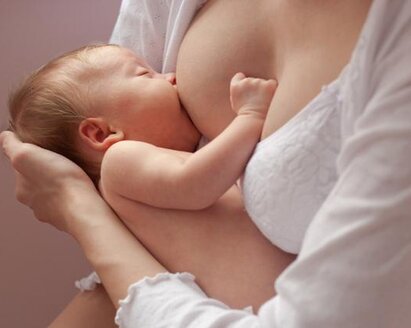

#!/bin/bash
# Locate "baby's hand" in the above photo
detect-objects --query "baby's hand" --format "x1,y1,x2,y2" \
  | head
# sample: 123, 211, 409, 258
230, 72, 277, 118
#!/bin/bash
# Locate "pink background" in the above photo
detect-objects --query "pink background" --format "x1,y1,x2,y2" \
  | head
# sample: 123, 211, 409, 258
0, 1, 121, 326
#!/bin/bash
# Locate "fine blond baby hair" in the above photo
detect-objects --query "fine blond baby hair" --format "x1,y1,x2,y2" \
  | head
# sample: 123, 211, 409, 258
8, 44, 117, 183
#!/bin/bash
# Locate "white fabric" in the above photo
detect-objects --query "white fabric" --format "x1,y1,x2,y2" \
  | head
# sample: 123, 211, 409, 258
242, 78, 342, 254
74, 272, 101, 292
112, 0, 411, 327
110, 0, 206, 73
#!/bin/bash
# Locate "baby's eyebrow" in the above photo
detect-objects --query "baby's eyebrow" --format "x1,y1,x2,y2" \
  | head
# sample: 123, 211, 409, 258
129, 52, 152, 69
116, 55, 138, 74
134, 58, 150, 68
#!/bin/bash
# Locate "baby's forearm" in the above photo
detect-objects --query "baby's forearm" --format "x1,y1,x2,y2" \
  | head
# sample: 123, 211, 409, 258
174, 69, 277, 209
175, 73, 275, 209
176, 112, 264, 209
101, 114, 265, 211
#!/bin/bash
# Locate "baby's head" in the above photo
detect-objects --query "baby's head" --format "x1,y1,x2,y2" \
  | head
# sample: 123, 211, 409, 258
8, 44, 200, 184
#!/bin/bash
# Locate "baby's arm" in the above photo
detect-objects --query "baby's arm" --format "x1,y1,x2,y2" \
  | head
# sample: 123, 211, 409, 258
101, 73, 276, 210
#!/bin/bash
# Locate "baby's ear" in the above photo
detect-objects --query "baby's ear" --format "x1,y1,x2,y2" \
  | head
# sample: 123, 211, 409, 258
78, 118, 124, 151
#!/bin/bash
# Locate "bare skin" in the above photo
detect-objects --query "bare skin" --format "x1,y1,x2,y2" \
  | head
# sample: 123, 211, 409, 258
99, 73, 277, 212
49, 286, 116, 328
177, 0, 371, 141
3, 0, 372, 326
102, 185, 294, 309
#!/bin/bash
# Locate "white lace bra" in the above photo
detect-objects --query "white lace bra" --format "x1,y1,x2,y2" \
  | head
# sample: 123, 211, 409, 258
242, 78, 342, 254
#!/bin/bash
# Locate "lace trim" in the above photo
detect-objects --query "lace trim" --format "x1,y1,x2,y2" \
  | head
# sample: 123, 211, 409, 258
74, 272, 101, 292
114, 272, 196, 326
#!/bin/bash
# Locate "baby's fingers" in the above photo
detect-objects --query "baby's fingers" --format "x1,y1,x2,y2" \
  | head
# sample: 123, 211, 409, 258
231, 72, 246, 85
267, 80, 278, 96
264, 79, 278, 90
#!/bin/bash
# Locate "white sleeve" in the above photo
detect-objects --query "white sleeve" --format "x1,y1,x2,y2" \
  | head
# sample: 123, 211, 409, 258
109, 0, 170, 72
114, 0, 411, 327
114, 272, 276, 328
109, 0, 206, 73
272, 0, 411, 326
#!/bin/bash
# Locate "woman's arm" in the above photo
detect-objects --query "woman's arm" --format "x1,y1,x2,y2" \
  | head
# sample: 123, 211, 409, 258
0, 131, 167, 306
0, 133, 273, 327
101, 74, 276, 210
68, 191, 167, 307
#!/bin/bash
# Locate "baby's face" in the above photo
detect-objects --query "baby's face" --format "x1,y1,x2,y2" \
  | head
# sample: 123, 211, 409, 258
90, 46, 199, 150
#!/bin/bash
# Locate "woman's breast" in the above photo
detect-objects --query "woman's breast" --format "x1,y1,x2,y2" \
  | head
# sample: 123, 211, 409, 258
176, 0, 274, 140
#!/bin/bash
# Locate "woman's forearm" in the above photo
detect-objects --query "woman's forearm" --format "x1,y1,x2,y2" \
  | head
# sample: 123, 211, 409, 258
67, 191, 167, 307
0, 130, 165, 307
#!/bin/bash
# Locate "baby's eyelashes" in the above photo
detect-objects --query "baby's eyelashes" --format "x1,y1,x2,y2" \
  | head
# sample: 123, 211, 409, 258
135, 67, 151, 77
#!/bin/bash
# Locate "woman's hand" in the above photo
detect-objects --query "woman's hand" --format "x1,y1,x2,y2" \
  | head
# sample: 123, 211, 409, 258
0, 131, 97, 232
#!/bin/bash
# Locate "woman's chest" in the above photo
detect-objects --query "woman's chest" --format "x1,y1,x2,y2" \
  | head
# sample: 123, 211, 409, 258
176, 0, 366, 141
176, 0, 275, 139
177, 39, 345, 142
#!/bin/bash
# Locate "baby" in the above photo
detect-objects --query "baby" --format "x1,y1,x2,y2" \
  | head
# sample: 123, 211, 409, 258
8, 44, 276, 211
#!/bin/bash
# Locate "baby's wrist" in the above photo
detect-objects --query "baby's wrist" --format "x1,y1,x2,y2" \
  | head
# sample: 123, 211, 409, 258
236, 106, 267, 121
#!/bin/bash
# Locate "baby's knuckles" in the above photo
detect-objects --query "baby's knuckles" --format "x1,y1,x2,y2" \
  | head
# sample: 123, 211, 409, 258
231, 78, 276, 116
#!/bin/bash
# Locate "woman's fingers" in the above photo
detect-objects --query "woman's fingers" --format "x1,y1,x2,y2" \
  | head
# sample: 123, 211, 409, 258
0, 131, 45, 173
0, 131, 21, 162
1, 131, 98, 232
14, 172, 32, 206
1, 131, 45, 175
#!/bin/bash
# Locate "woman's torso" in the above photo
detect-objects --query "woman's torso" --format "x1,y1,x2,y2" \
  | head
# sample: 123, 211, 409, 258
176, 0, 372, 252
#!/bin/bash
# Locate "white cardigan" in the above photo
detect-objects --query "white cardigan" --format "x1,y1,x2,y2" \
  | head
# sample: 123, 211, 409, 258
109, 0, 411, 327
